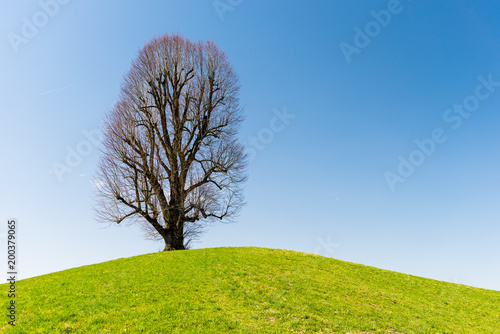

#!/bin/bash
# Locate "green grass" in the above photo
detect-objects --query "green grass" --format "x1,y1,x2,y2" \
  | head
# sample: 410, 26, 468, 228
1, 247, 499, 333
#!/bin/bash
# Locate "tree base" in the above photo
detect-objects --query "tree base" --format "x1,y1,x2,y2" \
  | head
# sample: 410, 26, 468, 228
163, 244, 185, 251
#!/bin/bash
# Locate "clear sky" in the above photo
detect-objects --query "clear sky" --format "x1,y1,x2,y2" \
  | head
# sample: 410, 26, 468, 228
1, 0, 499, 291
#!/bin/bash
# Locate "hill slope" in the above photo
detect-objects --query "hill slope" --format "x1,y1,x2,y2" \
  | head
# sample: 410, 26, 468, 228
1, 247, 499, 333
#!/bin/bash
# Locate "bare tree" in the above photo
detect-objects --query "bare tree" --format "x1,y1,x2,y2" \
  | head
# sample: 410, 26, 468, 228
94, 34, 247, 251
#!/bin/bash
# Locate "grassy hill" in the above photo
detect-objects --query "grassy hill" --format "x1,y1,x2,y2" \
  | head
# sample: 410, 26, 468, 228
1, 247, 499, 333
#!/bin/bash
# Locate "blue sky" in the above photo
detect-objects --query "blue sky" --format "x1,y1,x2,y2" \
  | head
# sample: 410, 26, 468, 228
1, 0, 499, 291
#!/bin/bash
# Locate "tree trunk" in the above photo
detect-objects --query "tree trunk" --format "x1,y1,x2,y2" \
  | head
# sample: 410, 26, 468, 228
162, 227, 185, 251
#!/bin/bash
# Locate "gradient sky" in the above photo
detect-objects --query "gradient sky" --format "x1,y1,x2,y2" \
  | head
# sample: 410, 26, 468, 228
1, 0, 499, 291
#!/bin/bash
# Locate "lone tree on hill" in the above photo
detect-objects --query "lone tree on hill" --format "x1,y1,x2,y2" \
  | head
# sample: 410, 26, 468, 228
95, 34, 247, 251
